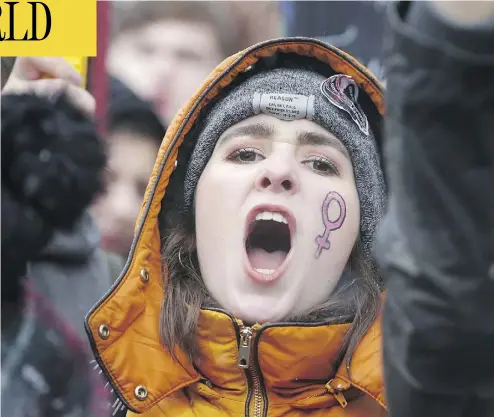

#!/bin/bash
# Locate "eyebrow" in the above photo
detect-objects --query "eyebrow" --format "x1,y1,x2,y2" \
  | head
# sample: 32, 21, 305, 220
218, 123, 274, 144
296, 130, 350, 160
218, 122, 349, 160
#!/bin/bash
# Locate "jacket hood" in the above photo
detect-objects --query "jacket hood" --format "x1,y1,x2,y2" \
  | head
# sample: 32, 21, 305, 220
85, 37, 385, 414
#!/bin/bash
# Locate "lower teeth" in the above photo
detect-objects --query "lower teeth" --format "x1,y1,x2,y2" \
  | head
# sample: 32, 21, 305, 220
254, 268, 275, 275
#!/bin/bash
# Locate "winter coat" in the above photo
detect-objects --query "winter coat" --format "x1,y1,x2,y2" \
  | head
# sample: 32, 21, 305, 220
376, 2, 494, 416
31, 212, 117, 338
1, 92, 110, 416
1, 283, 108, 417
85, 38, 387, 417
1, 93, 107, 284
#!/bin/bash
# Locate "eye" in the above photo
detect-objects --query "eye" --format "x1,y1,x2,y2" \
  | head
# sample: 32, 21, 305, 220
302, 156, 339, 176
135, 41, 156, 57
227, 147, 265, 164
175, 49, 202, 63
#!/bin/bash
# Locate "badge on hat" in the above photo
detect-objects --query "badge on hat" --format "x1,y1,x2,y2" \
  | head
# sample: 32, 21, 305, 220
253, 92, 315, 122
320, 75, 369, 136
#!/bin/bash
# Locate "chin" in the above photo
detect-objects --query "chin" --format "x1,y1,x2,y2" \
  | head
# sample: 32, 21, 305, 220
231, 296, 292, 325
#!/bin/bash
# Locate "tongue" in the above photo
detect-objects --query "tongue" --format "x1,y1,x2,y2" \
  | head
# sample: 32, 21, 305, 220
247, 248, 287, 270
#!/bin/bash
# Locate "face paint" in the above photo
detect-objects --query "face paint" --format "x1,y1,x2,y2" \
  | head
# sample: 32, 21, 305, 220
195, 114, 360, 324
314, 191, 347, 259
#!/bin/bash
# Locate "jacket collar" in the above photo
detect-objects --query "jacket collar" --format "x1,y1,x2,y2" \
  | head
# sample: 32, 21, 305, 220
194, 308, 386, 409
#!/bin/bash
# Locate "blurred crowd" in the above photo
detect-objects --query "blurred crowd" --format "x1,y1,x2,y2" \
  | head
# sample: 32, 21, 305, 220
96, 1, 283, 256
97, 0, 386, 261
2, 1, 492, 417
2, 4, 360, 414
2, 1, 387, 266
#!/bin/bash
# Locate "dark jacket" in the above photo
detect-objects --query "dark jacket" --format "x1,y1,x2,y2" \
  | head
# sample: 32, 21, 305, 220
1, 93, 111, 416
31, 212, 115, 338
1, 93, 106, 287
1, 284, 108, 417
376, 2, 494, 416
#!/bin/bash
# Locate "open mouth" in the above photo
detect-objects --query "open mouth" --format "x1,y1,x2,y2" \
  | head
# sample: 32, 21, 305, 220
244, 208, 294, 283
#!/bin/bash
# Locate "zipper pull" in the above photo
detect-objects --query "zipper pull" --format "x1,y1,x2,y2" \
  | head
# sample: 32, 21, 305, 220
332, 390, 347, 408
325, 380, 348, 408
238, 327, 252, 369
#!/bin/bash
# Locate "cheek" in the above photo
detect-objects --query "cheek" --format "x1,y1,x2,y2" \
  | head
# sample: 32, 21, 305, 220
308, 185, 360, 259
113, 59, 154, 96
194, 165, 248, 287
175, 68, 210, 98
334, 188, 360, 242
195, 161, 251, 209
342, 193, 360, 245
90, 197, 105, 220
194, 165, 245, 241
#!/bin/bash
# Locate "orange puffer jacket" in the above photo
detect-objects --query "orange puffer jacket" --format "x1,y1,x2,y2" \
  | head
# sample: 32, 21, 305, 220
85, 38, 386, 417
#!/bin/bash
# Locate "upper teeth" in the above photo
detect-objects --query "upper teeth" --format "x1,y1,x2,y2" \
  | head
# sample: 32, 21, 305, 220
255, 211, 288, 224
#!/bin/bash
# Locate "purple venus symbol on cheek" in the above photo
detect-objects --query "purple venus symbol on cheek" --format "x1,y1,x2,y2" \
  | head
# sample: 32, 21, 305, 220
314, 191, 347, 259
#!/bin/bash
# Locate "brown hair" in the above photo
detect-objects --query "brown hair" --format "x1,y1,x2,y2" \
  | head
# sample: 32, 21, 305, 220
160, 217, 382, 370
111, 2, 248, 58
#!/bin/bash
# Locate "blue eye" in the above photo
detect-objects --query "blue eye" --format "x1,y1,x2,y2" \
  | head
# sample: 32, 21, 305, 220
303, 157, 339, 176
227, 148, 265, 163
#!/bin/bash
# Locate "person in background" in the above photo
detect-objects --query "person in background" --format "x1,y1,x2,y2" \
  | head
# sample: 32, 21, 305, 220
377, 1, 494, 416
91, 77, 166, 257
1, 57, 108, 417
282, 1, 387, 80
107, 1, 281, 124
227, 2, 283, 50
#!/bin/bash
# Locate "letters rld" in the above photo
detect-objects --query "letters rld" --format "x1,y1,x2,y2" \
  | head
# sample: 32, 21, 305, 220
0, 1, 52, 41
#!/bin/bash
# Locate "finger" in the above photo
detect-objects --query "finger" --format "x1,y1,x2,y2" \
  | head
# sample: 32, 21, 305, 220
64, 84, 96, 118
29, 78, 70, 98
4, 78, 95, 118
14, 57, 82, 86
3, 77, 66, 96
34, 80, 96, 118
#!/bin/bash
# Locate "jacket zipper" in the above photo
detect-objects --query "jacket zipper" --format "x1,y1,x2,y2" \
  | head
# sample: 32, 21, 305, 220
237, 325, 266, 417
325, 380, 348, 408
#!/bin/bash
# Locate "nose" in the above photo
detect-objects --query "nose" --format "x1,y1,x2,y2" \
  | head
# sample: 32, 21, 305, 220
156, 57, 173, 79
255, 156, 299, 195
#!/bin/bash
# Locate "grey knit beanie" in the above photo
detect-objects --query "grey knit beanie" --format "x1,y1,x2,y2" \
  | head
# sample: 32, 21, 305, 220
183, 68, 386, 256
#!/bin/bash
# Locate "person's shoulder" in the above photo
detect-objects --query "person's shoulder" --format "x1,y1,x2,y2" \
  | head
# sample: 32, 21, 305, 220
101, 250, 127, 284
